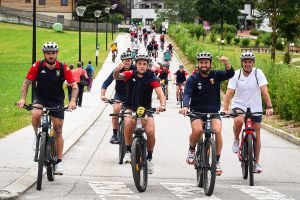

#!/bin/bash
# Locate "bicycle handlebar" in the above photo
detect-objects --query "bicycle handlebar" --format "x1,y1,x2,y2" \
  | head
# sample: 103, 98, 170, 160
220, 111, 263, 118
20, 104, 68, 112
109, 108, 158, 117
105, 99, 123, 105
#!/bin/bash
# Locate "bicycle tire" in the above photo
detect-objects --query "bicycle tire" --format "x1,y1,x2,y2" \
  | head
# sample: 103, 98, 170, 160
131, 137, 148, 192
241, 138, 248, 179
203, 138, 216, 196
37, 131, 47, 190
46, 137, 56, 181
248, 135, 254, 186
196, 141, 204, 188
118, 120, 126, 164
179, 91, 183, 108
162, 85, 166, 96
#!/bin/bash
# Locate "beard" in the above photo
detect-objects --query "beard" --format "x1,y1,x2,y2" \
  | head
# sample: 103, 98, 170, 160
199, 67, 210, 74
45, 57, 56, 65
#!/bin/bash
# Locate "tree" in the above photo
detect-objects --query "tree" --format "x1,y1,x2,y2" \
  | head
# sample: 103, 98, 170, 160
163, 0, 198, 23
254, 0, 300, 62
196, 0, 244, 40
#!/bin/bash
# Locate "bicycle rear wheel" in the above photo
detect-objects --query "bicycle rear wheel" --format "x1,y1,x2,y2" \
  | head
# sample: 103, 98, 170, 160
131, 138, 148, 192
46, 137, 56, 181
196, 141, 204, 188
37, 132, 47, 190
118, 120, 126, 164
247, 135, 254, 186
203, 138, 216, 196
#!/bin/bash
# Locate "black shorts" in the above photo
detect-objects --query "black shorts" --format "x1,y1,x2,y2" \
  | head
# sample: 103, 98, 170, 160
33, 96, 64, 119
124, 107, 154, 118
189, 112, 221, 123
114, 93, 126, 102
232, 107, 262, 123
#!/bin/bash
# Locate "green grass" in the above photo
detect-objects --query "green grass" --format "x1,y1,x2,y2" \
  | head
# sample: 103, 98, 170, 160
0, 22, 115, 138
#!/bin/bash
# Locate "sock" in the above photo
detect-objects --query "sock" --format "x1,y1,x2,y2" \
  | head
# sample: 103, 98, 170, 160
189, 146, 195, 151
126, 145, 132, 153
147, 151, 153, 160
113, 129, 118, 135
56, 159, 62, 164
216, 155, 221, 162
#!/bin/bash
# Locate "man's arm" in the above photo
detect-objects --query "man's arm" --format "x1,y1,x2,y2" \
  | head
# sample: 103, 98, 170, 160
155, 87, 166, 112
223, 88, 235, 113
113, 63, 125, 80
260, 85, 273, 116
68, 82, 78, 110
17, 79, 32, 108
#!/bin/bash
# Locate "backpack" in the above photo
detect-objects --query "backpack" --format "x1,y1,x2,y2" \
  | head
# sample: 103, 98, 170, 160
238, 68, 258, 86
85, 65, 93, 77
37, 60, 65, 82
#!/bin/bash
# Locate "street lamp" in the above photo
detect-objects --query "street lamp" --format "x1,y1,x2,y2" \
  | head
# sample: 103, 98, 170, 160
94, 10, 102, 66
76, 6, 87, 62
217, 38, 221, 51
290, 42, 295, 54
111, 4, 118, 40
105, 7, 110, 50
31, 0, 37, 102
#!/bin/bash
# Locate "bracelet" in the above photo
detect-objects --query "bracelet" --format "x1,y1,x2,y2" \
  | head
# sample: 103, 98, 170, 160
161, 104, 166, 107
267, 106, 273, 109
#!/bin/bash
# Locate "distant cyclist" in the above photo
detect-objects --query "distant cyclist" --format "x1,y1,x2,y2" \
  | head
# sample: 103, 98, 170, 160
173, 65, 188, 104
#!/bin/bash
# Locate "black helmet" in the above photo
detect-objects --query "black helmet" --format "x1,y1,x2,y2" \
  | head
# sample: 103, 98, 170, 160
196, 51, 212, 61
120, 51, 132, 60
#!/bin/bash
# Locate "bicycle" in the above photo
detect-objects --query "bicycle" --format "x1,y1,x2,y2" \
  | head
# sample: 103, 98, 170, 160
160, 41, 164, 50
222, 108, 263, 186
107, 99, 127, 164
177, 83, 184, 108
22, 104, 67, 190
160, 79, 167, 97
112, 50, 117, 63
153, 49, 158, 61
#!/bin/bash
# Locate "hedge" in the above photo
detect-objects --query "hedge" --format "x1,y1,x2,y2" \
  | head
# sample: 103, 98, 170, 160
168, 23, 300, 121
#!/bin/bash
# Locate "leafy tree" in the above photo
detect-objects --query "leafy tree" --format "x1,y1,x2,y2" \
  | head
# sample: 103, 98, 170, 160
163, 0, 198, 23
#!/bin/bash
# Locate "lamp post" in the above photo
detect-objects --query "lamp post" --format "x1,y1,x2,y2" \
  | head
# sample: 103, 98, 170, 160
31, 0, 36, 102
76, 6, 87, 62
105, 7, 110, 50
111, 4, 118, 40
94, 10, 102, 66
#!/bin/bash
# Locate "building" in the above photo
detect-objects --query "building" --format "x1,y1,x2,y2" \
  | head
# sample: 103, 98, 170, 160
131, 0, 165, 27
0, 0, 75, 20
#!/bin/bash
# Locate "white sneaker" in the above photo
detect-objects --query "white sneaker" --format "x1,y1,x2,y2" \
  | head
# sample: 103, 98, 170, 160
124, 152, 131, 164
254, 164, 262, 173
176, 101, 180, 105
232, 139, 240, 153
32, 135, 37, 151
147, 160, 154, 174
54, 162, 64, 175
186, 149, 196, 165
216, 161, 223, 176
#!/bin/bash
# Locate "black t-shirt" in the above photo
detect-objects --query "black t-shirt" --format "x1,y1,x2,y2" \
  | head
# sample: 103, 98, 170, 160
175, 70, 187, 83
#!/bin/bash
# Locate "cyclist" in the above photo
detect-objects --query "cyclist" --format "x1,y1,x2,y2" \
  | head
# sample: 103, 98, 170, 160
147, 42, 154, 57
132, 39, 140, 52
160, 33, 165, 46
101, 51, 135, 144
157, 63, 171, 100
163, 49, 171, 62
223, 52, 273, 173
180, 52, 234, 175
173, 65, 189, 104
16, 42, 78, 175
150, 29, 156, 38
111, 41, 118, 61
192, 64, 199, 74
113, 53, 166, 174
153, 41, 159, 59
167, 42, 173, 56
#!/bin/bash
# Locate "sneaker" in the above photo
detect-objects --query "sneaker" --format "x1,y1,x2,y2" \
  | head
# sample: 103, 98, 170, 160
109, 134, 119, 144
216, 162, 223, 176
254, 164, 262, 173
186, 149, 196, 165
147, 160, 154, 174
32, 135, 37, 151
232, 139, 240, 153
176, 101, 180, 105
124, 152, 131, 164
54, 162, 64, 175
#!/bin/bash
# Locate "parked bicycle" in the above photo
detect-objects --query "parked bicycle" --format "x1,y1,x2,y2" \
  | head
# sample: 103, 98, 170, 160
22, 104, 67, 190
222, 108, 263, 186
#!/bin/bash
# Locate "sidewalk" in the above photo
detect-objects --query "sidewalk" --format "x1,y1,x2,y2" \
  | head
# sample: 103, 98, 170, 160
0, 33, 130, 199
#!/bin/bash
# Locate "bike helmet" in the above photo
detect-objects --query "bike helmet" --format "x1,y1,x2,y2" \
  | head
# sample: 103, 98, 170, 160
42, 42, 59, 52
179, 64, 184, 68
120, 51, 132, 60
196, 51, 212, 61
240, 51, 255, 62
135, 53, 150, 62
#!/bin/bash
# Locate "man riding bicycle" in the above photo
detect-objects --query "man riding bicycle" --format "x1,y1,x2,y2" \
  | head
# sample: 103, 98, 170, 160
101, 52, 135, 144
157, 63, 171, 100
223, 52, 273, 173
160, 34, 165, 45
163, 49, 171, 62
16, 42, 78, 175
180, 51, 234, 176
113, 53, 166, 174
147, 42, 154, 57
173, 65, 189, 105
111, 41, 118, 60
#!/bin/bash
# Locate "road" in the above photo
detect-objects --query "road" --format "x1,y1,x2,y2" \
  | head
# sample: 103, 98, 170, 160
19, 34, 300, 200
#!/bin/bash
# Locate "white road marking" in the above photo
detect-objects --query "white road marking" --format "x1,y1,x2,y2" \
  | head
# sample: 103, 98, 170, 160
232, 185, 295, 200
161, 182, 221, 199
88, 181, 139, 200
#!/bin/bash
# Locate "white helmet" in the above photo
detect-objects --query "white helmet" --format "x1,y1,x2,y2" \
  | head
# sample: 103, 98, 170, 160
240, 52, 255, 62
42, 42, 59, 52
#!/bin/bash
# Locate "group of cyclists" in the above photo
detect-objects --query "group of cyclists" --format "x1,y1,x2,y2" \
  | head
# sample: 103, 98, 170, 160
16, 29, 273, 180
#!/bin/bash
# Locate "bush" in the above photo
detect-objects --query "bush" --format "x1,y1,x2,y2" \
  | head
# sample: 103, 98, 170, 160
210, 31, 217, 43
284, 52, 291, 64
255, 39, 260, 46
250, 29, 259, 36
259, 32, 272, 46
241, 38, 250, 46
234, 37, 240, 45
53, 23, 63, 32
211, 23, 237, 34
225, 32, 234, 44
194, 25, 205, 40
276, 39, 285, 51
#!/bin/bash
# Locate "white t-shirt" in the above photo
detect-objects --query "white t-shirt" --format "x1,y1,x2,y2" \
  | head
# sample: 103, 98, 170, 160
227, 68, 268, 112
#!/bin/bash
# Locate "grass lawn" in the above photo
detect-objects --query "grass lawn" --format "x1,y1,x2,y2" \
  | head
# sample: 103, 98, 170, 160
0, 22, 115, 138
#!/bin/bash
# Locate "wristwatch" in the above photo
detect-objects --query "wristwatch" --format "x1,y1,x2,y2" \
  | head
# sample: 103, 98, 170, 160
267, 106, 273, 109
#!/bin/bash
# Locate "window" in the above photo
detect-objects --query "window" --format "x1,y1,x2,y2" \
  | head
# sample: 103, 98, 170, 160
145, 18, 154, 25
25, 0, 31, 3
139, 4, 149, 9
61, 0, 68, 6
39, 0, 46, 5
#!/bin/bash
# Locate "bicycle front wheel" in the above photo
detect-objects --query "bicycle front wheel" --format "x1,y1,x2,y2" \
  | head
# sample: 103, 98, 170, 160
118, 120, 126, 164
196, 141, 204, 188
203, 138, 217, 196
179, 91, 183, 108
46, 137, 56, 181
37, 132, 47, 190
247, 135, 254, 186
131, 137, 148, 192
241, 138, 248, 180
